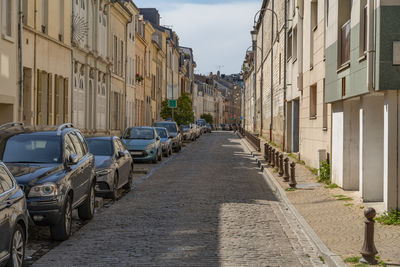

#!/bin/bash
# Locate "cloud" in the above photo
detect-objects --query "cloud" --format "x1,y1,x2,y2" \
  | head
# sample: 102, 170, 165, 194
134, 0, 261, 75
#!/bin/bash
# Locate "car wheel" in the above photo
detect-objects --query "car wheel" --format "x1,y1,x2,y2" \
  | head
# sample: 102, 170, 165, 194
7, 224, 25, 267
123, 167, 133, 191
50, 195, 72, 241
152, 153, 158, 163
78, 182, 95, 220
109, 172, 119, 201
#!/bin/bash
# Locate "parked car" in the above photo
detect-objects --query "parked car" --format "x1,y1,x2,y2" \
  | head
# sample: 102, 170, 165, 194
154, 121, 182, 152
196, 119, 207, 134
0, 162, 29, 267
206, 124, 212, 133
192, 124, 201, 139
122, 127, 162, 163
155, 127, 173, 157
0, 122, 96, 241
181, 125, 195, 142
221, 124, 226, 130
86, 136, 133, 200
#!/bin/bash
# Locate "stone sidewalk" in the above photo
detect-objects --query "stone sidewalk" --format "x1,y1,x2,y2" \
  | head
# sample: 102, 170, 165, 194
241, 134, 400, 266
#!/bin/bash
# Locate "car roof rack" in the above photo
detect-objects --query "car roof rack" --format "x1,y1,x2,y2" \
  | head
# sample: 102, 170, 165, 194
0, 122, 24, 131
57, 123, 74, 135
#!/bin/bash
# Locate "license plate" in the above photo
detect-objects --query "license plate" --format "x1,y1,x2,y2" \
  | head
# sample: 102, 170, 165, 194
131, 152, 143, 156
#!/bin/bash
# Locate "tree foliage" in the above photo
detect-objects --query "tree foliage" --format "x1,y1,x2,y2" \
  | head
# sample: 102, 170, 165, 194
160, 93, 194, 125
200, 113, 213, 124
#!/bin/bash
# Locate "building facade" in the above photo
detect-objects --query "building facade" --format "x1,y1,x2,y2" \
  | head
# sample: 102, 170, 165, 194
22, 0, 72, 127
0, 0, 18, 124
326, 0, 400, 210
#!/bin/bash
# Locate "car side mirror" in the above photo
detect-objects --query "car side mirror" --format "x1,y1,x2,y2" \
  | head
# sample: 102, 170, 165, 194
156, 136, 161, 141
168, 136, 172, 139
117, 151, 125, 158
68, 154, 79, 165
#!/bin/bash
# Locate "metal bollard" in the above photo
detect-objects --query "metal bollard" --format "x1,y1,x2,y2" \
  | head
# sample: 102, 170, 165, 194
268, 147, 272, 165
271, 148, 276, 167
278, 154, 284, 176
289, 162, 297, 188
275, 151, 280, 171
264, 143, 269, 161
283, 157, 290, 182
360, 208, 378, 264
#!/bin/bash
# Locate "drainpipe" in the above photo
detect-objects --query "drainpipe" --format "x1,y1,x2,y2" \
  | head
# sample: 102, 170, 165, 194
367, 0, 375, 92
283, 0, 288, 150
253, 40, 257, 132
18, 0, 23, 122
270, 0, 274, 142
124, 12, 133, 131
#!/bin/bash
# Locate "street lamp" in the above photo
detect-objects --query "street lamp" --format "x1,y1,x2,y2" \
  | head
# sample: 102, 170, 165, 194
252, 6, 280, 138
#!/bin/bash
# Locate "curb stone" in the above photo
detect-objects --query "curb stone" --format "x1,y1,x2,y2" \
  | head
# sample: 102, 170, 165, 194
237, 133, 347, 267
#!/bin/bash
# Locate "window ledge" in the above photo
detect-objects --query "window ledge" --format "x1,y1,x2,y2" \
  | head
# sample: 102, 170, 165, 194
322, 127, 328, 131
337, 62, 350, 73
309, 116, 317, 120
358, 54, 367, 62
2, 34, 15, 43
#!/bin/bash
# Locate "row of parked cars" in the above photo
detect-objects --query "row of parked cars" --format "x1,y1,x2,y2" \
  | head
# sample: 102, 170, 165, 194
0, 119, 198, 267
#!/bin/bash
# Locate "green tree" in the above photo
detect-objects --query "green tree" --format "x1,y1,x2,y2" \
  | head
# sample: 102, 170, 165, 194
200, 113, 213, 124
160, 93, 194, 125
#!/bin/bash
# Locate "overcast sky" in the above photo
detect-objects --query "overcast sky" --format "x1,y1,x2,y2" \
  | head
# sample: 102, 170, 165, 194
134, 0, 261, 75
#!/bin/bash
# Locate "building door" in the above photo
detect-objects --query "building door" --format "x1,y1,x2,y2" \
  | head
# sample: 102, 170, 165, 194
291, 99, 299, 152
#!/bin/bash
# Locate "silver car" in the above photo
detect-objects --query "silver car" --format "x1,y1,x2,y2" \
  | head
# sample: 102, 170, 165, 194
86, 136, 133, 200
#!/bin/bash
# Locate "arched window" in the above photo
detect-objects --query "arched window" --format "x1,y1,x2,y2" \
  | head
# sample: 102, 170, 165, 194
80, 77, 84, 90
102, 84, 106, 96
81, 0, 85, 10
74, 77, 78, 88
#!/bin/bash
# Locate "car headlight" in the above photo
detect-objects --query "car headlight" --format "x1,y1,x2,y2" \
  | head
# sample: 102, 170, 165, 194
146, 143, 155, 150
96, 169, 112, 177
28, 183, 58, 197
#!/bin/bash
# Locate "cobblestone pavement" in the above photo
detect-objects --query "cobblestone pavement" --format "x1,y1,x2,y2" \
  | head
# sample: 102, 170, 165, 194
254, 138, 400, 265
33, 132, 325, 267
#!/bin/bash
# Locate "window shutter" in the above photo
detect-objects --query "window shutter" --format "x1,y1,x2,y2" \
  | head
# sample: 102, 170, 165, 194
64, 78, 69, 122
36, 70, 42, 125
47, 73, 53, 125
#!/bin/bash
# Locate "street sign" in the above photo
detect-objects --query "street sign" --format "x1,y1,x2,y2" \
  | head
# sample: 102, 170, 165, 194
168, 99, 177, 108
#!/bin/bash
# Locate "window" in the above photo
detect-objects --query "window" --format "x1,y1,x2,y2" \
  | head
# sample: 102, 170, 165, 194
309, 84, 317, 118
69, 133, 84, 158
113, 35, 118, 73
120, 40, 124, 76
338, 0, 351, 66
340, 21, 351, 64
341, 77, 346, 96
41, 0, 48, 34
293, 27, 297, 61
311, 0, 318, 30
64, 134, 76, 159
360, 2, 368, 55
0, 167, 13, 192
59, 0, 64, 41
22, 0, 28, 25
279, 53, 281, 84
2, 0, 12, 37
322, 79, 328, 130
287, 30, 293, 60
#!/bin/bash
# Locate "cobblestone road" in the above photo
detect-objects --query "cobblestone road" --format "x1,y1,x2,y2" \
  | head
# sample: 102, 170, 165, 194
33, 132, 324, 267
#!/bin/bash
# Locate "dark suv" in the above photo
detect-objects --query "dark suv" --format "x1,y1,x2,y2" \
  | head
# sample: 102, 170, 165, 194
154, 121, 182, 152
0, 123, 95, 241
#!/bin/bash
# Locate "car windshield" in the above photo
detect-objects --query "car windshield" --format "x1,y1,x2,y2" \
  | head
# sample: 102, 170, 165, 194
124, 128, 154, 140
2, 134, 62, 163
182, 125, 190, 131
87, 139, 113, 156
154, 123, 177, 133
156, 129, 168, 138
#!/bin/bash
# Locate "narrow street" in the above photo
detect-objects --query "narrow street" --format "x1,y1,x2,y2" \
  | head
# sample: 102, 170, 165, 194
32, 132, 323, 266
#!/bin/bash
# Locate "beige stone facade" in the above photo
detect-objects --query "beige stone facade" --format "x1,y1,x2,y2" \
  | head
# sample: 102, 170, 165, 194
109, 2, 130, 134
0, 0, 18, 124
22, 0, 72, 126
72, 0, 111, 135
